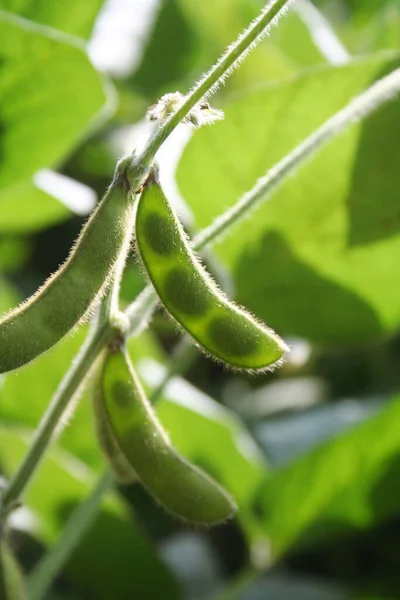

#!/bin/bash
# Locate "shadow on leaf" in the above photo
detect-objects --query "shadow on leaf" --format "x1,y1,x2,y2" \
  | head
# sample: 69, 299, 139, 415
347, 57, 400, 246
235, 231, 382, 344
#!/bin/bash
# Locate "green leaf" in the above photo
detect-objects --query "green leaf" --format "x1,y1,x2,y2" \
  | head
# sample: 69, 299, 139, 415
255, 3, 327, 68
320, 1, 399, 56
371, 2, 400, 51
0, 12, 110, 230
0, 181, 70, 233
0, 427, 179, 599
177, 52, 400, 344
0, 1, 103, 39
0, 276, 19, 313
0, 237, 29, 272
253, 395, 400, 558
131, 0, 199, 96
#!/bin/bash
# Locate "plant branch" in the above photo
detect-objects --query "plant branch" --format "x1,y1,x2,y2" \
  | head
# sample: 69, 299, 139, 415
28, 470, 114, 600
0, 325, 113, 523
193, 67, 400, 250
136, 0, 293, 169
149, 338, 197, 404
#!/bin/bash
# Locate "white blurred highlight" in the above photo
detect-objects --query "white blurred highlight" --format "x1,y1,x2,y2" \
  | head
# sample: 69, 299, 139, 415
295, 0, 350, 65
285, 337, 312, 368
8, 505, 40, 534
34, 170, 97, 216
88, 0, 160, 76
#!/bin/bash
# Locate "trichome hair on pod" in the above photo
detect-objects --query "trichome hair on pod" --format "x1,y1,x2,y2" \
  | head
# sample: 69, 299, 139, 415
0, 158, 136, 374
135, 170, 288, 373
100, 345, 237, 525
185, 0, 294, 103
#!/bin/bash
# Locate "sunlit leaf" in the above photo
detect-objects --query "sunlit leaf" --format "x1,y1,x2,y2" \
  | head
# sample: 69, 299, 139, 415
0, 182, 71, 233
0, 0, 103, 39
0, 12, 111, 232
253, 395, 400, 558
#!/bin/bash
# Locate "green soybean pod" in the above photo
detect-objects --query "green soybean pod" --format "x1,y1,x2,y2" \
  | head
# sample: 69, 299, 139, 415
0, 545, 26, 600
101, 346, 237, 525
0, 162, 135, 374
92, 354, 137, 484
135, 175, 288, 371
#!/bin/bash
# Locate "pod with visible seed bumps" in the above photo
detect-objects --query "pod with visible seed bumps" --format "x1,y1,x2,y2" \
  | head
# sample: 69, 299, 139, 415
93, 354, 137, 484
0, 544, 26, 600
0, 159, 136, 374
101, 346, 237, 524
135, 174, 288, 371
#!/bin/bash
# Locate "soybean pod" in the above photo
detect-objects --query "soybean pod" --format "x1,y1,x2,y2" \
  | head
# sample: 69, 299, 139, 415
101, 346, 237, 524
93, 354, 137, 484
0, 160, 135, 374
135, 174, 288, 371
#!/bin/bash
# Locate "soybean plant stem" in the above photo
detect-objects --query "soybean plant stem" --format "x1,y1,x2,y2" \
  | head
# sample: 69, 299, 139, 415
0, 325, 113, 523
28, 470, 114, 600
150, 338, 197, 404
137, 0, 292, 168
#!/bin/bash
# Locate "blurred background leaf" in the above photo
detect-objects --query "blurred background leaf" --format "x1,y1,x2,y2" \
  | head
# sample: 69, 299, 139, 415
0, 0, 103, 38
0, 427, 179, 599
254, 394, 400, 558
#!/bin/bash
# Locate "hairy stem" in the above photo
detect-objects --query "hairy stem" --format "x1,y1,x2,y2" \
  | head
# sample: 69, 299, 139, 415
0, 325, 113, 523
135, 0, 293, 170
193, 67, 400, 250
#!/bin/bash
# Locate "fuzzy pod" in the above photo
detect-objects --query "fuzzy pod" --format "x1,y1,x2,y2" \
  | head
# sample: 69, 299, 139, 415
135, 175, 288, 371
0, 173, 135, 374
101, 346, 237, 525
0, 545, 26, 600
92, 353, 137, 484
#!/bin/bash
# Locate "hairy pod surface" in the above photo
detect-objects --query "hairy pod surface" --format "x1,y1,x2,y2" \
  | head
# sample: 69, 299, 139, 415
0, 545, 26, 600
93, 354, 137, 484
135, 177, 288, 371
101, 346, 237, 524
0, 178, 135, 374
